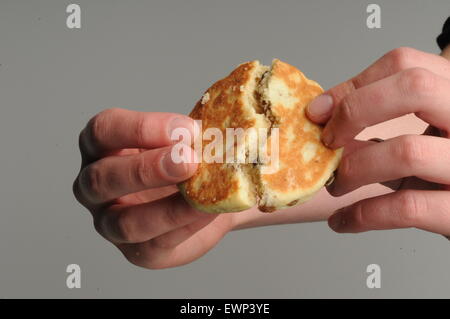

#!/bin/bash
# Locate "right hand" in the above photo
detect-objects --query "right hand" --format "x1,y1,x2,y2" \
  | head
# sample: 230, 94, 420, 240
306, 47, 450, 237
73, 108, 238, 269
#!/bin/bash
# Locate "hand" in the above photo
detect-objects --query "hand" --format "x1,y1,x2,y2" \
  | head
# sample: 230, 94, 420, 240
306, 47, 450, 238
73, 108, 238, 269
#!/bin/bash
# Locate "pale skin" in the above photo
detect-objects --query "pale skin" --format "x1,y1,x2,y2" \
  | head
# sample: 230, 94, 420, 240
73, 45, 450, 269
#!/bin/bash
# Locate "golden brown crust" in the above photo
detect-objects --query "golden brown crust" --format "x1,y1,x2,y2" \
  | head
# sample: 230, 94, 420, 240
179, 61, 258, 207
179, 59, 342, 213
260, 60, 340, 193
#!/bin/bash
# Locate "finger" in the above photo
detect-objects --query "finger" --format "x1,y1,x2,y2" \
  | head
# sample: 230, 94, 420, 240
340, 138, 375, 157
356, 130, 441, 192
306, 47, 450, 123
328, 190, 450, 235
118, 185, 179, 206
76, 143, 197, 206
116, 214, 231, 269
321, 138, 386, 192
322, 69, 450, 148
323, 138, 430, 192
378, 174, 436, 191
320, 139, 373, 191
95, 193, 212, 244
150, 214, 222, 249
79, 108, 197, 161
329, 135, 450, 196
323, 137, 407, 192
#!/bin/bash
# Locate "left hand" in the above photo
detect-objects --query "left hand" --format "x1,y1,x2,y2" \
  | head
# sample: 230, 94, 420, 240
306, 47, 450, 237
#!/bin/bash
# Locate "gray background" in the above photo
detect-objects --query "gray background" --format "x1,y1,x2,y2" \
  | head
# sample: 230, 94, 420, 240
0, 0, 449, 298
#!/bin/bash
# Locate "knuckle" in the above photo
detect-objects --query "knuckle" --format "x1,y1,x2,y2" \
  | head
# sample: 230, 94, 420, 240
400, 68, 435, 95
72, 176, 87, 207
349, 203, 366, 229
162, 198, 185, 228
151, 236, 175, 249
115, 210, 137, 243
89, 114, 106, 149
385, 47, 416, 71
77, 130, 85, 153
395, 191, 425, 227
122, 246, 167, 270
338, 155, 354, 180
133, 153, 155, 187
339, 95, 359, 122
135, 114, 149, 146
396, 135, 425, 168
79, 163, 104, 202
163, 206, 180, 229
350, 76, 364, 90
93, 214, 107, 237
101, 107, 121, 117
89, 108, 121, 148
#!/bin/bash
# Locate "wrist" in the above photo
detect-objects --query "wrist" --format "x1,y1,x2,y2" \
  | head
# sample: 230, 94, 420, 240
229, 206, 262, 231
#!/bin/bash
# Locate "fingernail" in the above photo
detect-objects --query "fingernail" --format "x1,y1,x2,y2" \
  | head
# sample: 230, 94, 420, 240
168, 117, 196, 145
322, 128, 334, 147
329, 208, 347, 231
307, 94, 333, 119
162, 149, 189, 178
